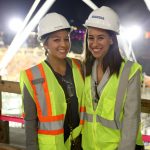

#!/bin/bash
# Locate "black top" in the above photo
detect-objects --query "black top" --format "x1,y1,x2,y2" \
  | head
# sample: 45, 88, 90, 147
45, 60, 80, 142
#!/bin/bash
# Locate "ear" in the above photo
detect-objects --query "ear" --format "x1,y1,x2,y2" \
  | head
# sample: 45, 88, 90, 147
44, 45, 48, 50
43, 42, 49, 50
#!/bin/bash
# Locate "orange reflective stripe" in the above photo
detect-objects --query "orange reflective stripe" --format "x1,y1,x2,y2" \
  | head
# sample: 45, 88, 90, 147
26, 65, 65, 122
38, 64, 52, 116
80, 120, 84, 125
38, 129, 64, 135
72, 58, 81, 70
39, 114, 64, 122
80, 106, 86, 112
72, 59, 83, 79
80, 106, 86, 125
26, 69, 42, 116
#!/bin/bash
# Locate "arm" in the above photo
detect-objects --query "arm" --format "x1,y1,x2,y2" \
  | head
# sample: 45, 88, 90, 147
118, 70, 141, 150
23, 85, 39, 150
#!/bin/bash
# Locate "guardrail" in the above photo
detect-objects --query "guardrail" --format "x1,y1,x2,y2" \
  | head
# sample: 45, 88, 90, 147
0, 76, 22, 143
0, 76, 150, 144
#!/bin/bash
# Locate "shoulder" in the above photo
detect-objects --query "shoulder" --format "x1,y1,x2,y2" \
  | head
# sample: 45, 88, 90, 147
72, 58, 82, 67
130, 61, 142, 72
20, 62, 45, 92
67, 57, 84, 78
66, 57, 82, 68
121, 60, 142, 72
24, 61, 45, 72
119, 60, 142, 80
124, 60, 142, 80
20, 61, 44, 80
130, 61, 142, 81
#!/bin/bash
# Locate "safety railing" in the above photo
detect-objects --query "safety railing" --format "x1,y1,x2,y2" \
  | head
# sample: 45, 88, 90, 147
0, 76, 150, 144
0, 76, 23, 144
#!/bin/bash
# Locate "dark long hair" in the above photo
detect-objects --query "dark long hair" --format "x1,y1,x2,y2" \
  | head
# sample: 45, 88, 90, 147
84, 29, 124, 77
41, 33, 51, 56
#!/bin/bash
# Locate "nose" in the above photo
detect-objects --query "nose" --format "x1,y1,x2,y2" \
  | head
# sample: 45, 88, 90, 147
92, 38, 99, 47
60, 39, 67, 47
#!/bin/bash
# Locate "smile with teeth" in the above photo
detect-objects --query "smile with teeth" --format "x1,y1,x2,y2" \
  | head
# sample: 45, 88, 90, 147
58, 49, 66, 53
92, 48, 102, 52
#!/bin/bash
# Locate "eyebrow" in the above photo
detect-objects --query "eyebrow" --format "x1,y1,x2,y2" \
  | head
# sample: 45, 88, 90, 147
88, 34, 106, 37
50, 35, 69, 38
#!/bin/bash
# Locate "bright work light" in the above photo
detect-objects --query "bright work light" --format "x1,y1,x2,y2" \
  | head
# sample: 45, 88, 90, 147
8, 17, 23, 33
120, 25, 142, 41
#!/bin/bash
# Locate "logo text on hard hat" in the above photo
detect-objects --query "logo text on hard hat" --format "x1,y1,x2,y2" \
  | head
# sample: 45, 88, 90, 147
92, 16, 104, 20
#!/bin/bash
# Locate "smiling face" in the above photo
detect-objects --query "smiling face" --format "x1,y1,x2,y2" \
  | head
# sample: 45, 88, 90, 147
44, 29, 70, 60
87, 27, 113, 61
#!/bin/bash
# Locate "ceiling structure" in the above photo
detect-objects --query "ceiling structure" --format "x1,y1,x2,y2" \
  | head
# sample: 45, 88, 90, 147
0, 0, 150, 30
47, 0, 150, 30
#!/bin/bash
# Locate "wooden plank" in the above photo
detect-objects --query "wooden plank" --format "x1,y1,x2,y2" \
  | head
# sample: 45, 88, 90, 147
0, 143, 25, 150
0, 80, 20, 94
141, 99, 150, 113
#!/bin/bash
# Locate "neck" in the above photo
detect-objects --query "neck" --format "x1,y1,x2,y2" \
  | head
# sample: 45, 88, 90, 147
97, 57, 103, 65
96, 60, 103, 84
47, 56, 67, 76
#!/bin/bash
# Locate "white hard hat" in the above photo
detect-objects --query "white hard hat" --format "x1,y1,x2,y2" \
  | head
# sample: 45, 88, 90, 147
38, 12, 71, 40
84, 6, 120, 34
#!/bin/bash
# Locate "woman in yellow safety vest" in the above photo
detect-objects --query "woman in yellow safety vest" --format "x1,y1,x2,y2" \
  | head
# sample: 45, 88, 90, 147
20, 13, 84, 150
81, 6, 144, 150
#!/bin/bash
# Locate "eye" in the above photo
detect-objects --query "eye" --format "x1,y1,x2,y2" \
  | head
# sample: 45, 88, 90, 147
97, 36, 105, 41
53, 38, 60, 42
88, 36, 94, 41
64, 38, 69, 42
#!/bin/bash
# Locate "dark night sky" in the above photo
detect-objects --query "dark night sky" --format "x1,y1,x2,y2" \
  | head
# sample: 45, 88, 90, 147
0, 0, 150, 32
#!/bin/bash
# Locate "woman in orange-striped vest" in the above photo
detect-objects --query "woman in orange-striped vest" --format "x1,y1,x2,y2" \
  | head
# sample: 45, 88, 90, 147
20, 13, 84, 150
81, 6, 144, 150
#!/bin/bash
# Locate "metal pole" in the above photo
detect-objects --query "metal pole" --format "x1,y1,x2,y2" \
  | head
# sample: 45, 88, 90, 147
0, 0, 56, 75
82, 0, 98, 10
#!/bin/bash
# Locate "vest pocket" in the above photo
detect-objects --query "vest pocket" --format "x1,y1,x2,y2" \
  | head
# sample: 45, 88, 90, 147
38, 134, 55, 147
38, 134, 67, 150
100, 98, 115, 120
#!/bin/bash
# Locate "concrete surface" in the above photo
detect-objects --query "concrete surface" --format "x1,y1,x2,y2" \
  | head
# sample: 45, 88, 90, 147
9, 127, 25, 149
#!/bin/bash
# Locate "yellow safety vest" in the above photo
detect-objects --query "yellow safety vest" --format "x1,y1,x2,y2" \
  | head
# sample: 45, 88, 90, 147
20, 58, 84, 150
82, 61, 143, 150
